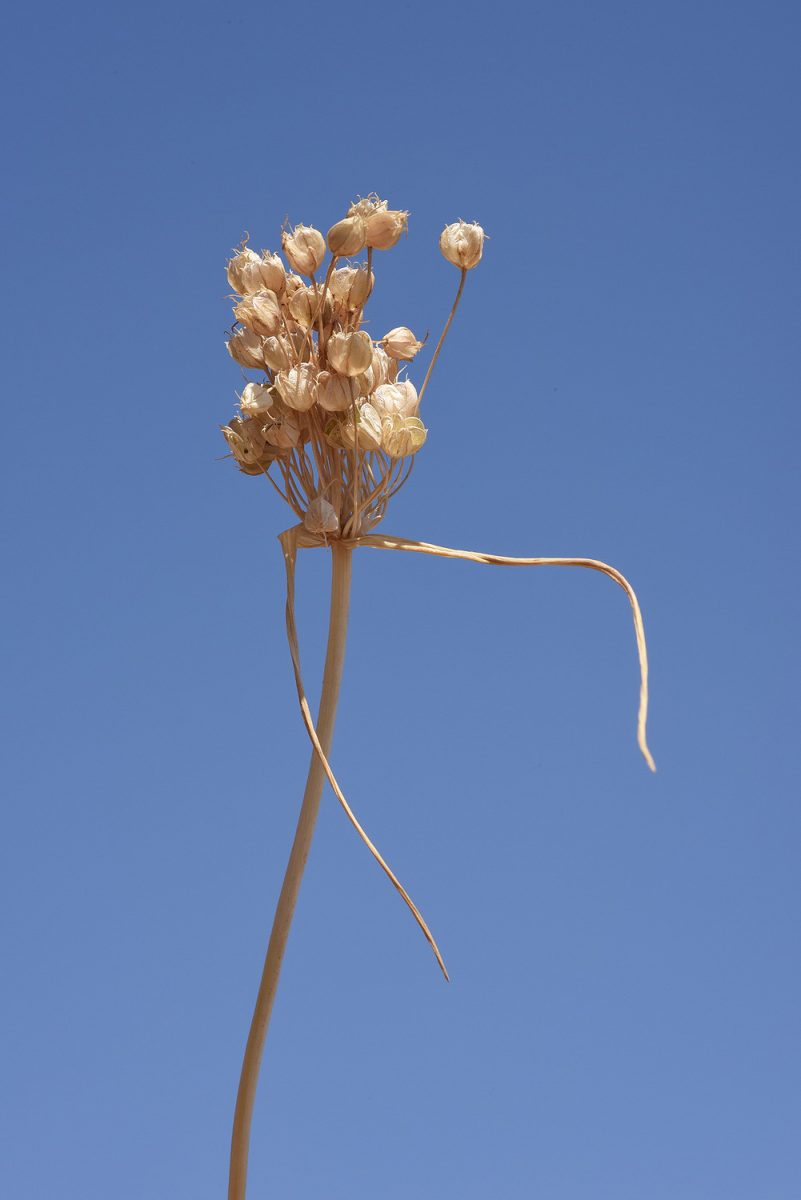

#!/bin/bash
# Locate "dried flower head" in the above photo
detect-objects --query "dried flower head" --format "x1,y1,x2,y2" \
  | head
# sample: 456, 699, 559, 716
275, 363, 319, 412
327, 330, 374, 378
282, 224, 326, 277
327, 215, 367, 257
221, 194, 484, 538
329, 265, 373, 309
365, 206, 408, 250
226, 326, 264, 370
234, 290, 282, 337
239, 381, 275, 418
439, 220, 485, 270
372, 380, 419, 418
381, 326, 423, 361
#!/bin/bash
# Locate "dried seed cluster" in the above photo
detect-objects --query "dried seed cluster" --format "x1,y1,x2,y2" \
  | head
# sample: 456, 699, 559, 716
222, 196, 484, 538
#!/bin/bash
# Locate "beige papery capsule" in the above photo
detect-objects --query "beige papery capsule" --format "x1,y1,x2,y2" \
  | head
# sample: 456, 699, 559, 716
227, 247, 275, 296
234, 289, 283, 336
263, 403, 303, 450
227, 327, 265, 370
283, 273, 305, 300
329, 265, 374, 309
371, 346, 398, 386
317, 371, 358, 413
289, 285, 334, 329
439, 220, 485, 269
260, 252, 286, 294
327, 215, 367, 257
239, 382, 275, 417
222, 415, 267, 465
303, 497, 340, 536
381, 414, 428, 457
372, 380, 419, 417
381, 326, 423, 361
261, 336, 293, 373
365, 207, 408, 250
339, 401, 383, 452
327, 330, 373, 377
275, 363, 319, 412
282, 225, 326, 277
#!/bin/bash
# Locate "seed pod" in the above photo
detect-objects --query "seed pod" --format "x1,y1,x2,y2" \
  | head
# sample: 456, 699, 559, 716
381, 326, 423, 361
288, 284, 333, 329
353, 365, 375, 397
222, 415, 269, 466
317, 370, 359, 413
381, 414, 427, 457
329, 265, 374, 310
339, 402, 383, 452
327, 330, 373, 377
282, 224, 326, 277
227, 246, 276, 296
261, 335, 293, 373
372, 380, 419, 418
275, 363, 319, 412
370, 346, 397, 387
262, 403, 303, 450
239, 382, 275, 417
304, 497, 340, 536
226, 327, 264, 369
439, 220, 485, 269
365, 207, 408, 250
283, 272, 305, 300
287, 286, 317, 329
327, 215, 367, 257
234, 289, 282, 336
259, 252, 286, 295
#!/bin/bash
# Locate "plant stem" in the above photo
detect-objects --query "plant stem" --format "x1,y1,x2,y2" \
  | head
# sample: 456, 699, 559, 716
228, 542, 353, 1200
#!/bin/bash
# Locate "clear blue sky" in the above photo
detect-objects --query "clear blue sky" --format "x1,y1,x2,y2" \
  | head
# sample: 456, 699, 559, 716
2, 2, 799, 1197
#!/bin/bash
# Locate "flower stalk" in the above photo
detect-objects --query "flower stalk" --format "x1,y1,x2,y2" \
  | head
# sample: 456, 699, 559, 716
227, 541, 352, 1200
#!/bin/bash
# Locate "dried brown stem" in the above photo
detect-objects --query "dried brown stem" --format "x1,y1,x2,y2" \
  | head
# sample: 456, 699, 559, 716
418, 267, 467, 404
227, 540, 353, 1200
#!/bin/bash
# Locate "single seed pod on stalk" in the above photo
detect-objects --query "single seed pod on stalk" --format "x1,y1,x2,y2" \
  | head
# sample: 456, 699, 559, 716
327, 330, 373, 377
218, 194, 656, 1200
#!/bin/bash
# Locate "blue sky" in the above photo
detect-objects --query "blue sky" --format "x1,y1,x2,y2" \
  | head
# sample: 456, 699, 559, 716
1, 1, 800, 1197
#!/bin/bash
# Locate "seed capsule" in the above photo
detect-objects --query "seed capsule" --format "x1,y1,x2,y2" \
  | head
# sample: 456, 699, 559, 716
365, 207, 408, 250
227, 246, 278, 296
275, 363, 319, 412
304, 497, 340, 536
259, 252, 286, 295
327, 330, 374, 377
226, 327, 264, 369
439, 220, 485, 269
338, 401, 383, 452
282, 224, 326, 277
262, 403, 303, 450
317, 371, 359, 412
372, 380, 419, 418
234, 289, 282, 336
381, 326, 423, 361
261, 335, 293, 373
327, 215, 367, 257
381, 414, 428, 457
239, 382, 275, 417
329, 265, 373, 309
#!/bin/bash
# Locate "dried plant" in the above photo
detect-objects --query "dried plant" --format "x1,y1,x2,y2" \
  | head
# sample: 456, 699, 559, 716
220, 195, 655, 1199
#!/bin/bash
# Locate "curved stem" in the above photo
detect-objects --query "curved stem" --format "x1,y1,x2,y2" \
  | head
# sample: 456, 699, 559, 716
418, 267, 467, 404
228, 542, 352, 1200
